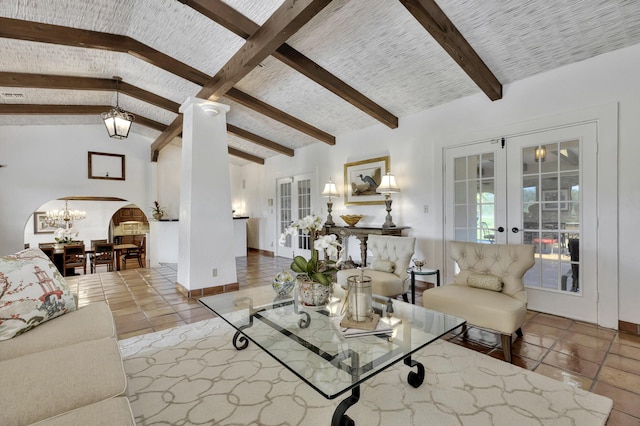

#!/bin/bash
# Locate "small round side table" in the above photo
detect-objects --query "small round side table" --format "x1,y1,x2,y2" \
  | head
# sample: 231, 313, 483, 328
406, 267, 440, 304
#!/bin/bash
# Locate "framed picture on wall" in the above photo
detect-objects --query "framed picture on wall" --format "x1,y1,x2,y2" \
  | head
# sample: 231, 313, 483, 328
33, 212, 55, 234
542, 189, 569, 210
88, 151, 125, 180
344, 156, 389, 205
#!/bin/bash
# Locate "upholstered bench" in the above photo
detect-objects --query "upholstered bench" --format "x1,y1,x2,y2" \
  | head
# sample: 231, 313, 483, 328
422, 241, 535, 362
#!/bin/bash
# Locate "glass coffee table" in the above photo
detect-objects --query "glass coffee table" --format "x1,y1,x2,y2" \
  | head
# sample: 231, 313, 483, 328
200, 287, 465, 426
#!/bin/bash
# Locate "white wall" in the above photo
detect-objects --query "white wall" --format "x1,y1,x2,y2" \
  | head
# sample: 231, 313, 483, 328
0, 124, 153, 255
3, 44, 639, 326
239, 43, 640, 326
24, 199, 132, 247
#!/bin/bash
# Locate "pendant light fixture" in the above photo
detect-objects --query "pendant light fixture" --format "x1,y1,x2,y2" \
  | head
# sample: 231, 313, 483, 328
101, 76, 135, 139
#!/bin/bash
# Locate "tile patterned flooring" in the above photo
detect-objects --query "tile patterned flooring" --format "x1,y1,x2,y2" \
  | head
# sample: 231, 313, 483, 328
65, 252, 640, 425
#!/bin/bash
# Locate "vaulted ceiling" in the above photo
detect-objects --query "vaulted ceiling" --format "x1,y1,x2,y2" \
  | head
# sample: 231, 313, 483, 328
1, 0, 640, 166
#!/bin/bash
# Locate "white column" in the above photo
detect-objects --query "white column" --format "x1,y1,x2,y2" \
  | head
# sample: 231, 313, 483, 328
177, 97, 237, 291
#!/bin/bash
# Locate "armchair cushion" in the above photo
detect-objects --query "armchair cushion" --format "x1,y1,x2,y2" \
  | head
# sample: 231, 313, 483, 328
467, 273, 503, 292
372, 259, 395, 273
423, 284, 526, 334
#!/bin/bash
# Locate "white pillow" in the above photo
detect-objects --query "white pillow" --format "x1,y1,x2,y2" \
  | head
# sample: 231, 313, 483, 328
467, 273, 503, 292
0, 248, 77, 340
372, 259, 395, 273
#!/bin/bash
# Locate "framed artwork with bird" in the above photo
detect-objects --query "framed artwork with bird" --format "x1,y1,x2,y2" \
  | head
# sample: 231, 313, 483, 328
343, 156, 389, 205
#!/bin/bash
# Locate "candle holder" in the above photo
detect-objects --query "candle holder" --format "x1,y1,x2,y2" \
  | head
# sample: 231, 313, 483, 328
346, 274, 373, 322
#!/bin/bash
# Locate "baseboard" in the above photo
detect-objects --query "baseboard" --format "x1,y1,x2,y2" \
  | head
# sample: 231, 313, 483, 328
248, 247, 274, 257
618, 320, 640, 336
175, 281, 239, 299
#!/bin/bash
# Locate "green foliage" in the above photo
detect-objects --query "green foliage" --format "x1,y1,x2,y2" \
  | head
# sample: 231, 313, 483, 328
290, 250, 336, 286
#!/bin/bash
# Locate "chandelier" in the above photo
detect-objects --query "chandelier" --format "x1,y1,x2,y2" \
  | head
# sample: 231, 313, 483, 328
101, 76, 135, 139
45, 201, 86, 229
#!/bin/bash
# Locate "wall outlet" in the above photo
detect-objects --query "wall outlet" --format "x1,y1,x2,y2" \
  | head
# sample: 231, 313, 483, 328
423, 204, 429, 214
212, 268, 217, 277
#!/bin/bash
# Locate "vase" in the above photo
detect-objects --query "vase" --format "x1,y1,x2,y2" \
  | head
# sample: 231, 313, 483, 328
152, 212, 163, 221
272, 271, 295, 296
297, 277, 333, 307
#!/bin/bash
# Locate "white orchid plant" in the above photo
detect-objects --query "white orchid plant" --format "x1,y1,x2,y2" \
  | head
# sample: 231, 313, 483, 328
279, 214, 341, 286
54, 227, 78, 244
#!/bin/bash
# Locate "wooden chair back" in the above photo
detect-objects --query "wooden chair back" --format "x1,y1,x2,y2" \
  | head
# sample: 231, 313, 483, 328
63, 244, 86, 276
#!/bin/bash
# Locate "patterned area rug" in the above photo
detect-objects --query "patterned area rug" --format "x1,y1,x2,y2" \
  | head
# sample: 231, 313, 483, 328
119, 318, 612, 425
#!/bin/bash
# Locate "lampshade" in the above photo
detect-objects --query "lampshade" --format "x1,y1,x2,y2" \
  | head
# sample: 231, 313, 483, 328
376, 172, 400, 194
101, 76, 135, 139
322, 179, 340, 198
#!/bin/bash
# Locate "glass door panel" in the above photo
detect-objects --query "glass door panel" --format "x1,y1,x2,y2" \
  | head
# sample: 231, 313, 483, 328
506, 123, 596, 322
276, 174, 314, 259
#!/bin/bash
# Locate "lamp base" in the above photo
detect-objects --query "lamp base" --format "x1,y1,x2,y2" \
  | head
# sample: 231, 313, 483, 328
382, 197, 396, 228
325, 200, 335, 226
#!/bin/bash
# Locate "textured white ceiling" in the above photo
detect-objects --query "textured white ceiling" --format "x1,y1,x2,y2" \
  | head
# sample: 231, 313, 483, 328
1, 0, 640, 165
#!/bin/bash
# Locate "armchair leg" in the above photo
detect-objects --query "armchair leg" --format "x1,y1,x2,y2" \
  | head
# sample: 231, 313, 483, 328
501, 333, 514, 363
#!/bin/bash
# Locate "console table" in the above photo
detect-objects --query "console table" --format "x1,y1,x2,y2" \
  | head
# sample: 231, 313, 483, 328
324, 225, 410, 266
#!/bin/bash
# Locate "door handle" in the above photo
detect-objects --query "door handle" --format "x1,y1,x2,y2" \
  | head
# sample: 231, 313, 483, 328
512, 227, 521, 233
497, 227, 505, 233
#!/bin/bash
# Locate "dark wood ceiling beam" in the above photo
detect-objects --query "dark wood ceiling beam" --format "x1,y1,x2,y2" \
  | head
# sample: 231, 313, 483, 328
152, 0, 333, 156
228, 147, 265, 165
0, 72, 181, 112
195, 0, 333, 100
181, 0, 398, 128
0, 104, 109, 115
0, 104, 167, 131
398, 0, 502, 101
226, 88, 334, 145
151, 115, 183, 161
177, 0, 258, 39
227, 124, 294, 157
0, 18, 208, 86
0, 17, 331, 158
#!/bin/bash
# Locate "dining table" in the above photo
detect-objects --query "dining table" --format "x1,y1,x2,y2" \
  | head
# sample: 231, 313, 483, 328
51, 243, 138, 272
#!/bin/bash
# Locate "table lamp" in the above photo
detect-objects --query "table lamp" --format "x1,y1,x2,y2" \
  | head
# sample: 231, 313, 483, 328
376, 172, 400, 228
321, 178, 340, 226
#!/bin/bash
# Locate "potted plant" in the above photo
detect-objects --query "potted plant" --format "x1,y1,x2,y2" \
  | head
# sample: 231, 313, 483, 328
151, 201, 166, 221
279, 214, 341, 306
54, 227, 78, 245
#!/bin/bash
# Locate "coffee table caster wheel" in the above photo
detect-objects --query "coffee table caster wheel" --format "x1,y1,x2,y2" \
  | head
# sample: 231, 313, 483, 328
340, 415, 354, 426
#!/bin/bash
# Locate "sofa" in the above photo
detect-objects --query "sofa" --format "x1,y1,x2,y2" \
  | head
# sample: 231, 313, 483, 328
422, 241, 535, 362
0, 248, 135, 425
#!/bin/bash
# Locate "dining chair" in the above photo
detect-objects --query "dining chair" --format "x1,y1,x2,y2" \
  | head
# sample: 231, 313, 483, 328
121, 238, 144, 269
62, 244, 87, 276
39, 246, 55, 263
91, 243, 114, 273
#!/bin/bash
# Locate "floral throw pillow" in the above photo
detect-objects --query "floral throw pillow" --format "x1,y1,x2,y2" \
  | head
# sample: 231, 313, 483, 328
0, 248, 77, 340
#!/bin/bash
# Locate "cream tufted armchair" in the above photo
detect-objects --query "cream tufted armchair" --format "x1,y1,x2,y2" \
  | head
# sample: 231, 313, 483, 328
337, 235, 416, 300
422, 241, 535, 363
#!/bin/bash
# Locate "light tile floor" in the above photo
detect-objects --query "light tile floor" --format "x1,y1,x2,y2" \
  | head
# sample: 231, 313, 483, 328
65, 252, 640, 425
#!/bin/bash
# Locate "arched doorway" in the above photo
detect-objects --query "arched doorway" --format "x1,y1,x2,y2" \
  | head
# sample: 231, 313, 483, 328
24, 196, 150, 273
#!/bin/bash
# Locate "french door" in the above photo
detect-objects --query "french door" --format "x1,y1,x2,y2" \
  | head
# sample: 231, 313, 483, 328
444, 123, 598, 322
276, 173, 314, 259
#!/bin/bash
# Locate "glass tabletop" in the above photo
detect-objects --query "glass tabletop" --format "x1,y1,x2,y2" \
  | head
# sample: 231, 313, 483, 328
199, 287, 465, 400
406, 266, 439, 275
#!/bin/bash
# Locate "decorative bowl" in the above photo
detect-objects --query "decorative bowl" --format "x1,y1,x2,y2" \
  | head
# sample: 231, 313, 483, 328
412, 259, 427, 270
340, 214, 364, 227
